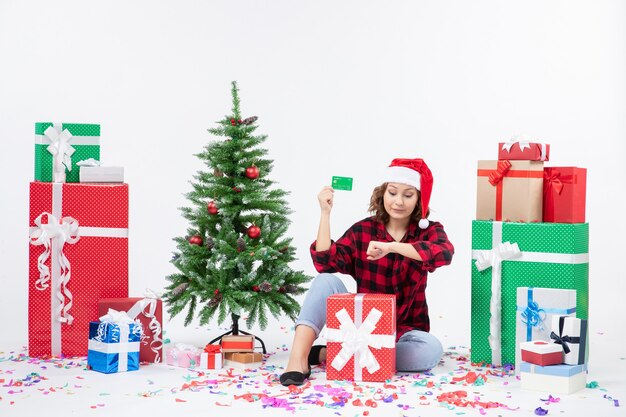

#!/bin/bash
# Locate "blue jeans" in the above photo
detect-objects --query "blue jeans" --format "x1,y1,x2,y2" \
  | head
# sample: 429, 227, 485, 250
295, 273, 443, 372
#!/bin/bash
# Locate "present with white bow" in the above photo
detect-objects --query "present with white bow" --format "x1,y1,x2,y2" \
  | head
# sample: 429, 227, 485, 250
87, 309, 142, 374
325, 293, 396, 382
34, 122, 100, 183
78, 159, 124, 183
165, 343, 202, 368
543, 167, 587, 223
515, 287, 576, 370
471, 220, 588, 367
98, 291, 163, 363
28, 182, 129, 357
498, 139, 550, 161
476, 160, 544, 223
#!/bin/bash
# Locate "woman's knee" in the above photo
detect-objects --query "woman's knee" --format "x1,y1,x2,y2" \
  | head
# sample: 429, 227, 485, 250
310, 273, 345, 293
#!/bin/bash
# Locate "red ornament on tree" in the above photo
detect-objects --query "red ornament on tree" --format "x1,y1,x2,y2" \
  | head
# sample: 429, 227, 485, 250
247, 224, 261, 239
230, 118, 236, 126
245, 165, 260, 179
232, 187, 242, 193
207, 200, 219, 215
252, 285, 260, 292
189, 235, 203, 246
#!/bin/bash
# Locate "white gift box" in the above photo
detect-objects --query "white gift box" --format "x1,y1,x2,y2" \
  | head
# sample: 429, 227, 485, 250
520, 362, 587, 394
80, 166, 124, 183
551, 316, 588, 365
515, 287, 576, 370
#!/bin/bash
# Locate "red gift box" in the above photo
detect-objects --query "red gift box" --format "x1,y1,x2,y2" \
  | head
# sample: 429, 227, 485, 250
98, 294, 163, 363
28, 182, 129, 357
543, 167, 587, 223
498, 141, 550, 161
326, 293, 396, 382
520, 341, 563, 366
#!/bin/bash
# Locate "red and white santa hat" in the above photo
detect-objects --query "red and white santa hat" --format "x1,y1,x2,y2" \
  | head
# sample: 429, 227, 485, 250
385, 158, 433, 229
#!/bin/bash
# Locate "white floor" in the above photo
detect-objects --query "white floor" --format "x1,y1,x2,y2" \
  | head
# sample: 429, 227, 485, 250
1, 318, 624, 417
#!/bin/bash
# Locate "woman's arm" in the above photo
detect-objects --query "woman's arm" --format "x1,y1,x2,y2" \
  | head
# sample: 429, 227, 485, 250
315, 186, 333, 251
366, 241, 422, 261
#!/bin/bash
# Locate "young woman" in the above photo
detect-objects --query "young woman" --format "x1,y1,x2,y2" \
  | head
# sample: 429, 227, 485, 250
279, 158, 455, 386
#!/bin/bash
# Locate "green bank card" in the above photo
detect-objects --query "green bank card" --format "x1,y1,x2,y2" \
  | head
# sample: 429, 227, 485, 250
332, 176, 353, 191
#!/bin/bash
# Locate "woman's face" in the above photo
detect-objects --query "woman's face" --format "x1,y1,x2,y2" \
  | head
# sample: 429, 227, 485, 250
383, 182, 419, 221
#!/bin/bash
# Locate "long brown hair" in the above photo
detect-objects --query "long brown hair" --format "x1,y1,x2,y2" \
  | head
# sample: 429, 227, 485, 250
368, 182, 427, 224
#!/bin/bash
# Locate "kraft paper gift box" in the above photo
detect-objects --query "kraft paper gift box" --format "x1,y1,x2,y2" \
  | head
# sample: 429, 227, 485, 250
98, 294, 163, 363
520, 341, 563, 366
165, 344, 202, 368
520, 362, 587, 394
221, 335, 255, 352
515, 287, 576, 370
87, 312, 142, 374
224, 352, 263, 369
550, 316, 588, 365
200, 345, 224, 369
476, 160, 544, 222
543, 167, 587, 223
28, 182, 129, 357
34, 122, 100, 183
498, 140, 550, 161
326, 293, 396, 382
471, 221, 588, 367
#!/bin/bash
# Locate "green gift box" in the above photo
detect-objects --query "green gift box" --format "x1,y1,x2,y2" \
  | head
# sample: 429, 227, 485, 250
470, 220, 588, 367
34, 122, 100, 183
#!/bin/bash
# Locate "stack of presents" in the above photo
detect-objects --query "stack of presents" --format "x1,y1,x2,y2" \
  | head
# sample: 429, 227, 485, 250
27, 122, 262, 374
471, 139, 589, 394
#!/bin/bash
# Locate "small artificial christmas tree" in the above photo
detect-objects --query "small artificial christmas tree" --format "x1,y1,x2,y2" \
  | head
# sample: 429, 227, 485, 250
164, 81, 311, 337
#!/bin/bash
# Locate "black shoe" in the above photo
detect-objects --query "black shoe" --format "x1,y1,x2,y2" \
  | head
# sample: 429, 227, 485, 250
308, 345, 326, 366
279, 366, 311, 386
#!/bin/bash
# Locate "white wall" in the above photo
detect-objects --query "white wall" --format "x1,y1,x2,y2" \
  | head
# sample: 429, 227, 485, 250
1, 1, 624, 349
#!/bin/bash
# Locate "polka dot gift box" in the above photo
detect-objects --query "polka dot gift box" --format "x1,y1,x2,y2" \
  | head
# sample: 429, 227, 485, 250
470, 220, 588, 367
326, 293, 396, 382
34, 122, 100, 183
28, 182, 129, 357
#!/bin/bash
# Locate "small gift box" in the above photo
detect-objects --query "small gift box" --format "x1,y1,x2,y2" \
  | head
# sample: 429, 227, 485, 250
520, 362, 587, 394
550, 316, 588, 365
87, 309, 142, 374
543, 167, 587, 223
326, 293, 396, 382
79, 160, 124, 183
221, 335, 255, 352
34, 122, 100, 183
476, 160, 544, 222
98, 292, 163, 363
498, 140, 550, 161
165, 343, 201, 368
200, 344, 223, 369
520, 341, 563, 366
224, 352, 263, 369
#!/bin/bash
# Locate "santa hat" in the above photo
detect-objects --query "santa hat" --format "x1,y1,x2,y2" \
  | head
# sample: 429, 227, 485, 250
385, 158, 433, 229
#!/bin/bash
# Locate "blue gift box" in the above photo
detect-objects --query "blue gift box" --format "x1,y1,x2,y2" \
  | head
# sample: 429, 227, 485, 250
88, 321, 142, 374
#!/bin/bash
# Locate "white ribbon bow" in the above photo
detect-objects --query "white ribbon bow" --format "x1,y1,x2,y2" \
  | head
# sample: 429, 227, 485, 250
328, 308, 395, 376
29, 212, 80, 324
124, 289, 164, 362
44, 125, 75, 183
473, 241, 521, 366
76, 158, 102, 167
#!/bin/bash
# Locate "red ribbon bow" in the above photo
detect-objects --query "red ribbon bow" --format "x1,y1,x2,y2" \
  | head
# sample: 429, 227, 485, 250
488, 160, 512, 186
204, 344, 221, 353
544, 170, 564, 195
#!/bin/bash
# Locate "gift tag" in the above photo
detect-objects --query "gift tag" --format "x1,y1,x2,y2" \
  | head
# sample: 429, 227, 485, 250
332, 176, 353, 191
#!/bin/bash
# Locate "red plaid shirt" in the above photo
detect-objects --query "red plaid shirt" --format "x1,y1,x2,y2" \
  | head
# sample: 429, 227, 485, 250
310, 217, 454, 339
